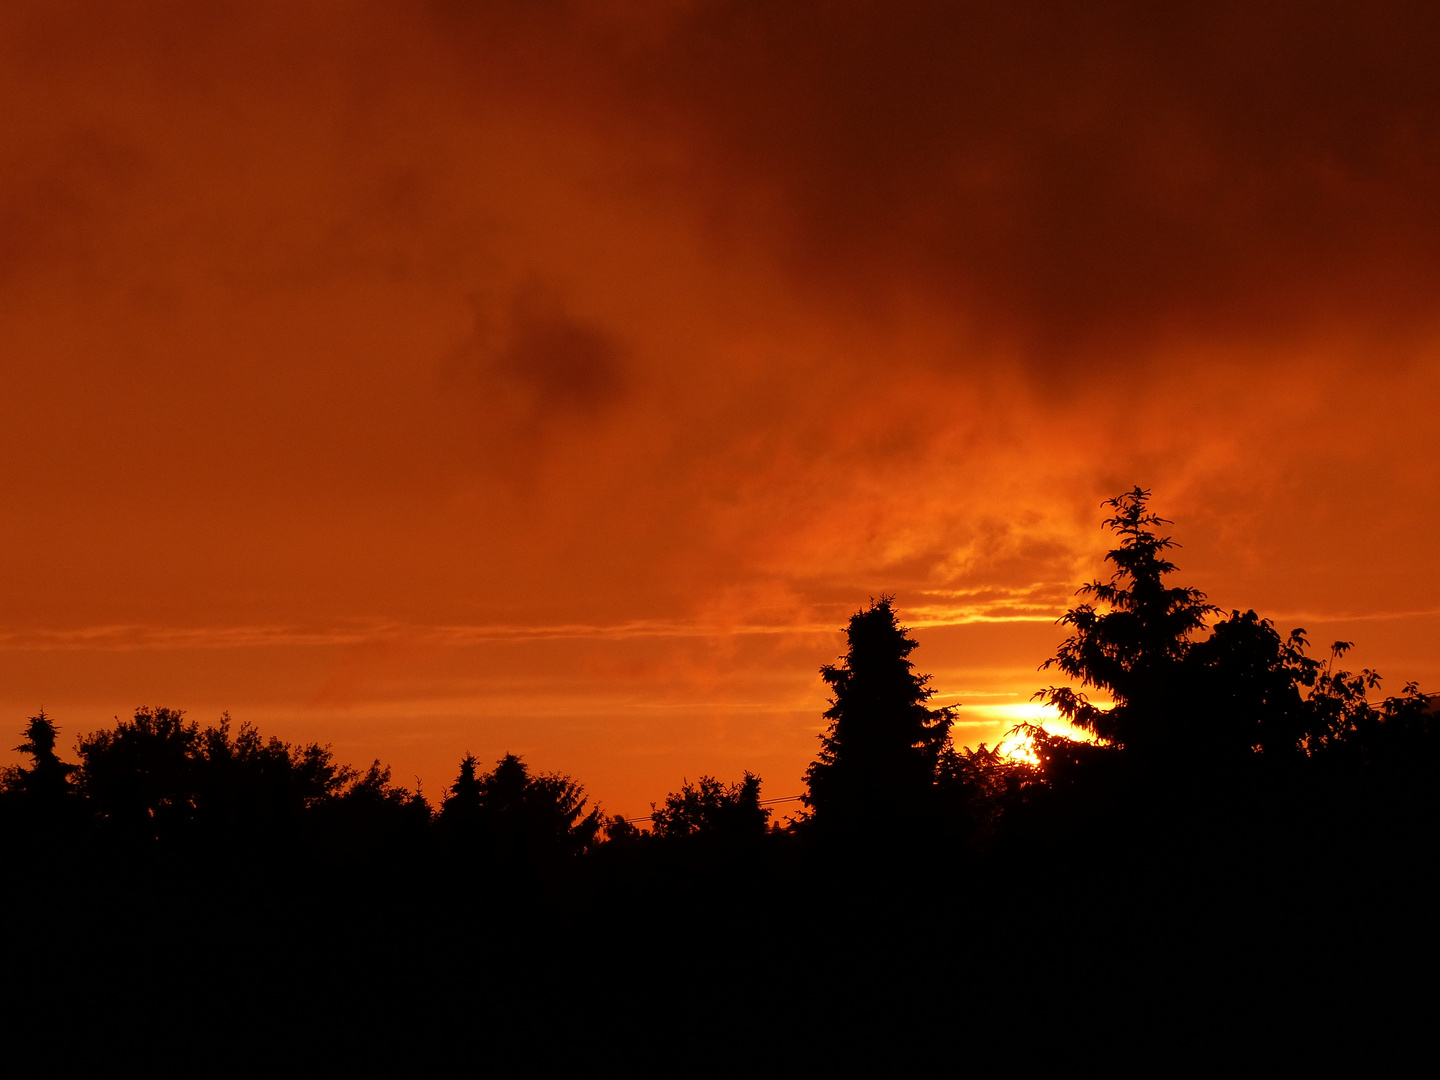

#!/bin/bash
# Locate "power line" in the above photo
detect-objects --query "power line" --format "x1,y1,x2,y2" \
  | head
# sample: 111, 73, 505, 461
622, 793, 804, 825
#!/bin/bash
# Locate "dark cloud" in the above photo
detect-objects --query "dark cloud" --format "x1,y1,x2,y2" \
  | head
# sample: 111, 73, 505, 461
493, 286, 627, 414
592, 1, 1440, 360
14, 2, 1440, 364
0, 126, 146, 285
446, 284, 629, 452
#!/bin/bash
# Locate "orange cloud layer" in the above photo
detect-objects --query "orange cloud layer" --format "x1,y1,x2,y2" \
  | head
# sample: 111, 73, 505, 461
2, 2, 1437, 812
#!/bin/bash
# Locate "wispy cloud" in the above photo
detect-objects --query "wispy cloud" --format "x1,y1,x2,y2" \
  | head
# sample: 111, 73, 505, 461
0, 598, 1077, 653
8, 590, 1431, 654
1261, 609, 1440, 625
904, 584, 1073, 626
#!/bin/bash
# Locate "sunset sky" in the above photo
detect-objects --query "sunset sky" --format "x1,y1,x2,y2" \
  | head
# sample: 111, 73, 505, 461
3, 1, 1438, 817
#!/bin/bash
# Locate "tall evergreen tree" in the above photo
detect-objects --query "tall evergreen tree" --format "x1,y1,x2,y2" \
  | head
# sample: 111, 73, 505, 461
11, 710, 76, 807
1038, 487, 1216, 754
1039, 488, 1432, 765
802, 597, 953, 830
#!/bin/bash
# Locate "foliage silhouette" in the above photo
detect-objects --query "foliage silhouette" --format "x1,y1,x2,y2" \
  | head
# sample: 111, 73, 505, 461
1037, 488, 1436, 770
602, 812, 646, 845
321, 757, 431, 857
932, 739, 1033, 842
649, 772, 770, 840
438, 752, 486, 837
192, 712, 354, 844
76, 706, 204, 841
440, 752, 601, 863
1182, 610, 1322, 756
1036, 487, 1217, 754
69, 706, 428, 853
2, 488, 1438, 1069
802, 596, 954, 832
5, 710, 76, 805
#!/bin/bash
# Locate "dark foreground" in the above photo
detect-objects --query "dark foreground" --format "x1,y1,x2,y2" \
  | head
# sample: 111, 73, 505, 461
10, 761, 1437, 1076
9, 493, 1438, 1072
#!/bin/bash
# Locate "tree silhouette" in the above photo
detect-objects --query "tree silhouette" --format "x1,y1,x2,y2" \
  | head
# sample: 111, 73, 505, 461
7, 710, 77, 806
1183, 610, 1325, 757
1036, 489, 1430, 766
602, 813, 646, 844
438, 752, 485, 837
802, 596, 953, 830
1296, 646, 1437, 759
650, 773, 770, 840
1037, 488, 1216, 754
77, 706, 203, 841
194, 713, 351, 840
319, 758, 431, 856
72, 707, 413, 850
441, 752, 601, 863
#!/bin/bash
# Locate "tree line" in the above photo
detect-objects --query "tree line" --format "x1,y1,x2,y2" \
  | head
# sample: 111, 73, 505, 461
5, 486, 1437, 864
5, 488, 1438, 1071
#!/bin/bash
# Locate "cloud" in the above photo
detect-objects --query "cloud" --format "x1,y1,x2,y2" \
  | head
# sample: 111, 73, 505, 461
591, 1, 1440, 365
2, 1, 1439, 810
446, 284, 628, 442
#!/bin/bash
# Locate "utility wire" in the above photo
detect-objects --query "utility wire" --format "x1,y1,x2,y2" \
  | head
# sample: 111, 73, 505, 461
622, 793, 804, 825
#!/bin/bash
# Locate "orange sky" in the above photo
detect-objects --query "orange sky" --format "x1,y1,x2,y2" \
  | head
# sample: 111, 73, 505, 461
3, 1, 1438, 817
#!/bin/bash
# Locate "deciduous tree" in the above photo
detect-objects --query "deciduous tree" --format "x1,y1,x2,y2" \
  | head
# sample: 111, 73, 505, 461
650, 773, 769, 840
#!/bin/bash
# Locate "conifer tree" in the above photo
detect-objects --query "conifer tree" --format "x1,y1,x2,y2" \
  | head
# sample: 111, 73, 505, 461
1039, 488, 1434, 764
439, 752, 601, 860
11, 710, 76, 806
439, 753, 485, 829
802, 597, 953, 829
1038, 487, 1216, 753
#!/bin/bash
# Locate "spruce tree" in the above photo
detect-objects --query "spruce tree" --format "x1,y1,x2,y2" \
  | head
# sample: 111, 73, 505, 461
802, 597, 953, 830
13, 710, 76, 806
1038, 487, 1216, 754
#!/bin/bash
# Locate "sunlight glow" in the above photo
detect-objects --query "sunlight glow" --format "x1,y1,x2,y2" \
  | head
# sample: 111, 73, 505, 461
956, 701, 1102, 763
